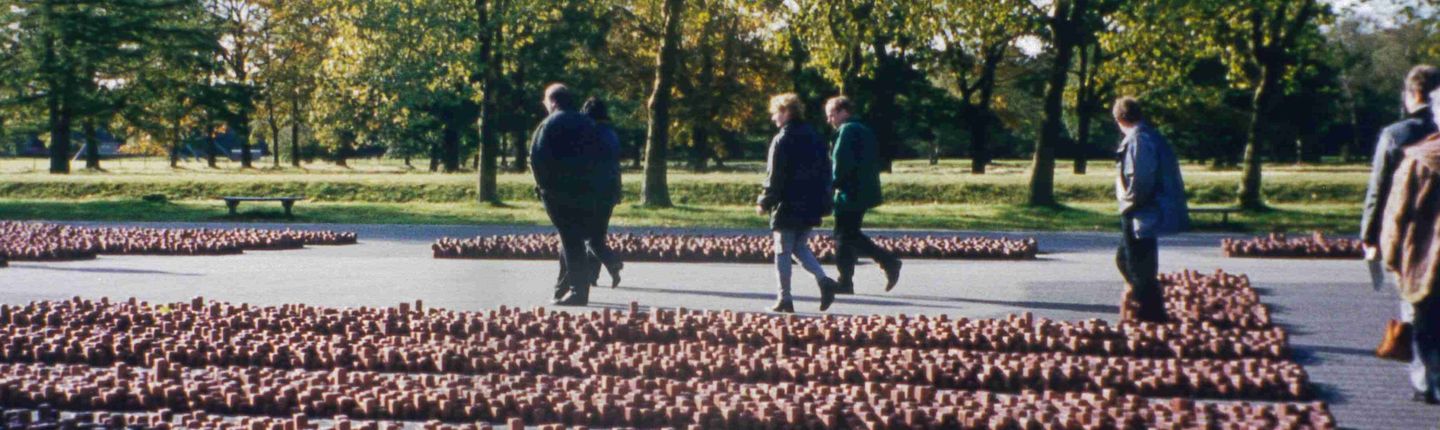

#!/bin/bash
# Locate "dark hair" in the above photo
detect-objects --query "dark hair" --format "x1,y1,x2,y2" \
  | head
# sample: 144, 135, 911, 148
582, 97, 610, 122
545, 83, 576, 111
1407, 65, 1440, 104
825, 96, 855, 115
1112, 96, 1144, 124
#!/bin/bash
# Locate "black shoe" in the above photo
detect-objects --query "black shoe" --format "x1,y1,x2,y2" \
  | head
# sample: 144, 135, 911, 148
1414, 390, 1439, 404
818, 278, 838, 312
553, 291, 589, 307
553, 287, 569, 301
881, 259, 902, 292
609, 262, 623, 289
769, 299, 794, 313
834, 279, 855, 295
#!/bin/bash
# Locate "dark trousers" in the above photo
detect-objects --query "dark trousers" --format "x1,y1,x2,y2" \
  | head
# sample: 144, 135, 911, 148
1116, 217, 1165, 322
1415, 295, 1440, 398
544, 201, 601, 299
834, 208, 897, 283
552, 204, 621, 293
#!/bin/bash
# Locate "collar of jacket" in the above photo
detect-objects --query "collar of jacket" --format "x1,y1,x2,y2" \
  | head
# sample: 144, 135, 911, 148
1408, 106, 1433, 121
1408, 135, 1440, 170
1115, 122, 1150, 154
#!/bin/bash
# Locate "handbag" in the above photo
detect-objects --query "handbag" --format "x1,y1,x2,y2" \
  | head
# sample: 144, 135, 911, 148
1376, 319, 1414, 362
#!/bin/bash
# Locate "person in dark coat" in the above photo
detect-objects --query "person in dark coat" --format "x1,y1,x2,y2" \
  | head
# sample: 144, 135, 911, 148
580, 97, 624, 288
1361, 65, 1440, 401
1112, 96, 1189, 324
757, 93, 838, 313
530, 83, 610, 306
824, 96, 901, 294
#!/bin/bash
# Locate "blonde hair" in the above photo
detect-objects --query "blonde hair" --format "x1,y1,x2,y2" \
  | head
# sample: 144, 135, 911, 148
768, 93, 805, 121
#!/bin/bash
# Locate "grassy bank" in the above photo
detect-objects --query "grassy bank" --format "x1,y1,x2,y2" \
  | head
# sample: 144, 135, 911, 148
0, 198, 1363, 233
0, 158, 1369, 206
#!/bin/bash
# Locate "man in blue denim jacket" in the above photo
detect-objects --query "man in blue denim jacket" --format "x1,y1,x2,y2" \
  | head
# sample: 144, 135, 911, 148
1112, 96, 1189, 323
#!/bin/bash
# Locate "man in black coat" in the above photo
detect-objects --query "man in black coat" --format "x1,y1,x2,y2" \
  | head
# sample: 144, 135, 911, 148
531, 83, 612, 306
1362, 65, 1440, 402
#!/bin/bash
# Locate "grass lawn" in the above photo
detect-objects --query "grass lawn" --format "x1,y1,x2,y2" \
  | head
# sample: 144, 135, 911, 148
0, 198, 1363, 234
0, 158, 1369, 206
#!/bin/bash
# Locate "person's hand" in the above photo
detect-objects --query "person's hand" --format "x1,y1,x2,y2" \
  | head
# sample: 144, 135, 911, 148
756, 205, 766, 216
1364, 244, 1379, 261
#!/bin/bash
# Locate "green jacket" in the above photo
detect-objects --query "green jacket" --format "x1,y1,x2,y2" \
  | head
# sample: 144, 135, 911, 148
831, 119, 883, 211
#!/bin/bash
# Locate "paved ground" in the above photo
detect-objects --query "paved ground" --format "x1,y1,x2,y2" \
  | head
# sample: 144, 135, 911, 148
1, 221, 1437, 429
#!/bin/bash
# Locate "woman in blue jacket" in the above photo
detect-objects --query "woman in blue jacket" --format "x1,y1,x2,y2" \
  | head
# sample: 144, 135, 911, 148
756, 94, 839, 313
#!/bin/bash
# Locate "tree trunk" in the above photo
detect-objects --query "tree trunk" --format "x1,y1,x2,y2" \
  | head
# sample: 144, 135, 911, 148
870, 39, 900, 172
512, 128, 527, 172
83, 120, 99, 170
47, 98, 70, 174
268, 110, 281, 167
236, 112, 252, 168
290, 96, 302, 168
336, 132, 352, 167
641, 0, 685, 207
205, 124, 218, 168
1238, 61, 1280, 210
170, 118, 182, 168
970, 46, 1003, 175
475, 0, 502, 202
441, 116, 461, 173
429, 142, 440, 172
1073, 43, 1095, 175
1028, 3, 1081, 207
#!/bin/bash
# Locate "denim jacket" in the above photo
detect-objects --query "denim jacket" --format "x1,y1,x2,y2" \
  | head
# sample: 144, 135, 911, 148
1116, 122, 1189, 238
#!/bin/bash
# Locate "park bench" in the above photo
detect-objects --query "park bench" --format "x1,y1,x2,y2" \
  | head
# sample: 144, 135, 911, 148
220, 196, 304, 217
1190, 206, 1241, 226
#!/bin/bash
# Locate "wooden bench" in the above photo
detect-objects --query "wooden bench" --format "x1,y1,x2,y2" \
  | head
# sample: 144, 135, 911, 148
1190, 207, 1241, 226
221, 196, 304, 217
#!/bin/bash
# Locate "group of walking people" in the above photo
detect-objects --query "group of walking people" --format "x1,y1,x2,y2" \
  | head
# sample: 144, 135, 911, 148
529, 84, 902, 312
526, 71, 1440, 403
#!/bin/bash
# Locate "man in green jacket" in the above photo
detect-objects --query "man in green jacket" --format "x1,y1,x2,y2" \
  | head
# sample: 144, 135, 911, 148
825, 96, 901, 293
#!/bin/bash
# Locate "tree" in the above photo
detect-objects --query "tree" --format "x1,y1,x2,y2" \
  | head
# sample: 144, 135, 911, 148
208, 0, 275, 169
1, 0, 216, 174
1025, 0, 1119, 206
919, 0, 1029, 174
641, 0, 685, 207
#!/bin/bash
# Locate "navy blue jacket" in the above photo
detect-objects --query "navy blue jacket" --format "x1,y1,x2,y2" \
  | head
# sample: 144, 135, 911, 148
1363, 107, 1437, 246
595, 122, 623, 206
530, 110, 612, 209
758, 121, 832, 230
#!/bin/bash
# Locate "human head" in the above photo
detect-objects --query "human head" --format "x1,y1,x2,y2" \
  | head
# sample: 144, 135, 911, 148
544, 83, 576, 114
825, 96, 854, 128
1112, 96, 1144, 129
582, 97, 609, 123
1404, 65, 1440, 114
769, 93, 804, 128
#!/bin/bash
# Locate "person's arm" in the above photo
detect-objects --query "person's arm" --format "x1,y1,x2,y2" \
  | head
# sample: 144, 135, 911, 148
1381, 159, 1417, 275
758, 132, 789, 212
529, 121, 553, 196
1118, 132, 1159, 216
832, 124, 857, 192
1361, 130, 1398, 249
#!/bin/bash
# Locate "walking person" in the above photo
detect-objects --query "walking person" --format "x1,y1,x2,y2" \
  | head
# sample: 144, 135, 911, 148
757, 93, 839, 313
1111, 96, 1189, 323
530, 83, 609, 306
1362, 65, 1440, 400
581, 97, 624, 288
824, 96, 901, 294
1381, 90, 1440, 404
